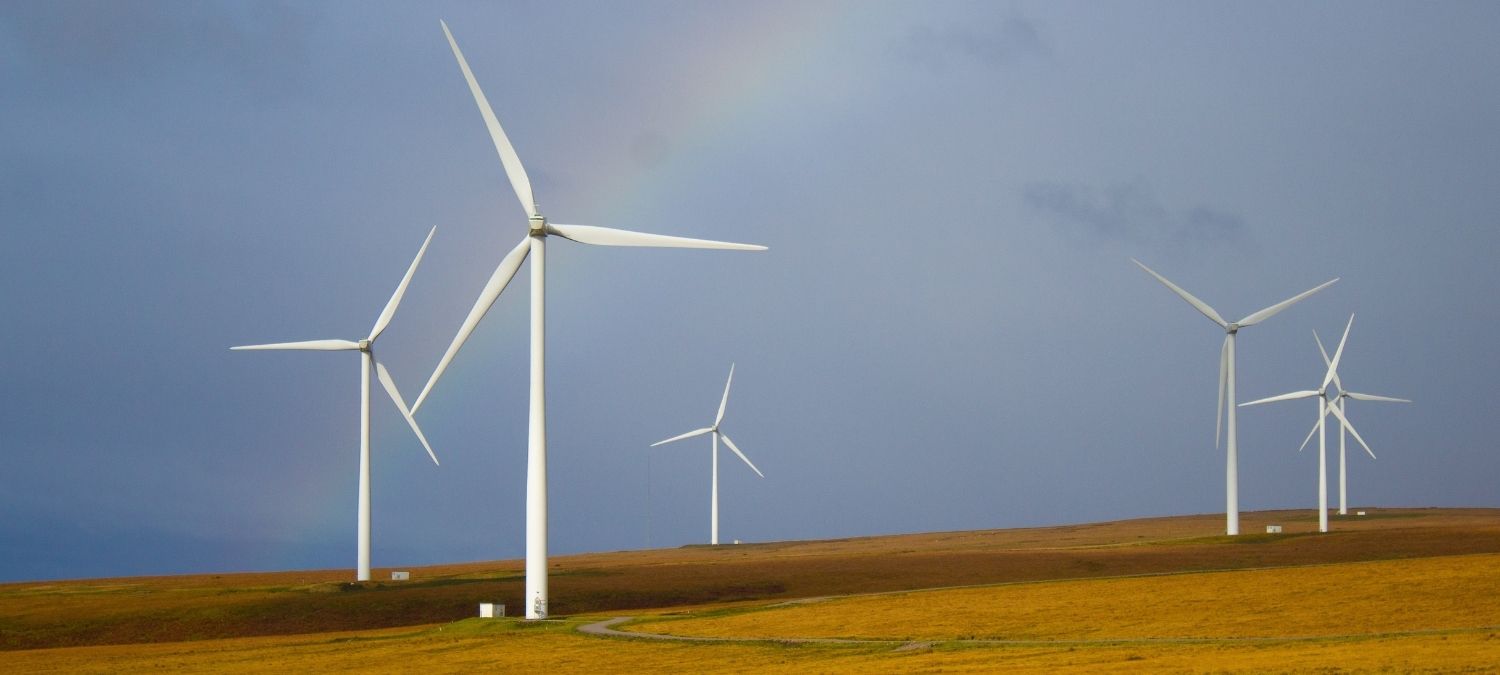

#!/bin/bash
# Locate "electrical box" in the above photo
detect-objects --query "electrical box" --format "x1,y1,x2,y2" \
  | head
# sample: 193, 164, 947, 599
480, 603, 505, 618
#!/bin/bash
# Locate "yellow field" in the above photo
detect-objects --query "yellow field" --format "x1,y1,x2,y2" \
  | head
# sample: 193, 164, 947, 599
4, 509, 1500, 672
6, 614, 1499, 673
632, 553, 1500, 642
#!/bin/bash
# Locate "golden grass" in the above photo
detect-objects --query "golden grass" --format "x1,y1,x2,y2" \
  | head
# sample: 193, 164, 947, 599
5, 509, 1500, 671
633, 553, 1500, 642
5, 616, 1499, 673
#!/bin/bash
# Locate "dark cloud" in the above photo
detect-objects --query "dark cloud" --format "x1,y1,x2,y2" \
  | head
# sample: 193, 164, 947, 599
1024, 180, 1247, 246
896, 8, 1047, 72
1, 0, 317, 97
629, 130, 673, 169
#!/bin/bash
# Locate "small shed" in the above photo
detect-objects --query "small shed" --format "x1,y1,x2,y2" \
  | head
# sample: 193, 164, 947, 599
390, 571, 410, 581
479, 603, 505, 618
1265, 525, 1282, 534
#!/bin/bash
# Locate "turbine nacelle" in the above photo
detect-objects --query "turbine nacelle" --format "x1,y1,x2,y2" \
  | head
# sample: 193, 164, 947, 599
358, 339, 372, 352
528, 214, 546, 236
1225, 322, 1240, 334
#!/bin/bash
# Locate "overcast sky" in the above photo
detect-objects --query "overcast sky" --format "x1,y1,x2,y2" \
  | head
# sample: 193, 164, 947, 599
2, 1, 1496, 582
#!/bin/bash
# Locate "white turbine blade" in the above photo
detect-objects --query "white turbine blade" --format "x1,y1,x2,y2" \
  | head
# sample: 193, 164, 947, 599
1313, 330, 1343, 392
1326, 401, 1376, 459
369, 227, 436, 342
413, 236, 531, 412
1239, 390, 1320, 407
715, 363, 735, 427
1345, 392, 1412, 403
440, 20, 535, 217
374, 358, 440, 466
1216, 336, 1227, 448
1236, 278, 1339, 327
1296, 418, 1320, 453
546, 223, 766, 251
651, 427, 714, 447
230, 339, 359, 351
1322, 314, 1354, 390
717, 432, 764, 478
1130, 259, 1228, 328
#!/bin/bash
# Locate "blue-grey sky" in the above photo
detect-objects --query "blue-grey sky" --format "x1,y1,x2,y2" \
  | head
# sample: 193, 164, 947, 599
2, 1, 1496, 581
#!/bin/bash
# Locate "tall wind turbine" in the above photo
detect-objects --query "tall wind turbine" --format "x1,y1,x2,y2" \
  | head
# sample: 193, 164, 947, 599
1132, 259, 1337, 535
1239, 314, 1355, 533
413, 21, 766, 620
1308, 328, 1411, 515
232, 227, 440, 581
651, 364, 765, 545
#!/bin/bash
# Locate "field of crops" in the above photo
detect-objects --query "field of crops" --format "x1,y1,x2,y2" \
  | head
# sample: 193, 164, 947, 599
2, 508, 1496, 672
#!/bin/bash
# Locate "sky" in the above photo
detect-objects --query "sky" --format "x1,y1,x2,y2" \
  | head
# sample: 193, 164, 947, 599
2, 1, 1497, 582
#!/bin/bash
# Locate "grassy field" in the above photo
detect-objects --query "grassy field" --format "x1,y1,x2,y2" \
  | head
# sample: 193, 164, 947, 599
2, 508, 1497, 672
630, 553, 1500, 641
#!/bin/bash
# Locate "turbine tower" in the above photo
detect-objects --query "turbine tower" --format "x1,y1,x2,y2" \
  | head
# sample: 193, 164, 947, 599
651, 364, 765, 545
1240, 314, 1355, 533
232, 227, 440, 581
414, 21, 766, 620
1308, 329, 1410, 515
1132, 259, 1337, 535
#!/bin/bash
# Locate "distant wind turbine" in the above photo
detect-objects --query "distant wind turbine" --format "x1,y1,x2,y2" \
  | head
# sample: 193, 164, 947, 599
651, 364, 765, 545
1133, 259, 1337, 535
232, 227, 440, 581
1304, 328, 1411, 515
1240, 314, 1355, 533
413, 21, 766, 620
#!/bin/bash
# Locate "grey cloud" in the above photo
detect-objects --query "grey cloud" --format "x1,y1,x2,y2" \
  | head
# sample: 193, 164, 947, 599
1, 1, 316, 97
1024, 180, 1247, 247
630, 130, 673, 170
896, 9, 1047, 72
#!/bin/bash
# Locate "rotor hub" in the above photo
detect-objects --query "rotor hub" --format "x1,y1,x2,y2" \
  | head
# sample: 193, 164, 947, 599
358, 339, 372, 352
528, 214, 547, 236
1225, 323, 1240, 334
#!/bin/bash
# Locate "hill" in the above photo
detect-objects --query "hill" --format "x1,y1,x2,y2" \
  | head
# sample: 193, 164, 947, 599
2, 507, 1495, 653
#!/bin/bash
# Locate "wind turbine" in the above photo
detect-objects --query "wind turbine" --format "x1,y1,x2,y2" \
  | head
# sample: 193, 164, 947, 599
1305, 328, 1411, 515
1239, 314, 1355, 533
650, 364, 765, 545
413, 21, 766, 620
232, 227, 440, 581
1132, 259, 1337, 535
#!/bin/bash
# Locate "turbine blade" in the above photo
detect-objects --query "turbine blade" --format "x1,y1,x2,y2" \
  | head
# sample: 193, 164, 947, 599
546, 223, 766, 251
1313, 330, 1342, 392
369, 226, 436, 342
1239, 390, 1321, 407
1236, 278, 1339, 327
374, 358, 440, 466
650, 427, 714, 447
1297, 417, 1320, 453
1216, 336, 1227, 448
1327, 401, 1376, 459
413, 236, 531, 412
716, 363, 735, 427
1322, 314, 1354, 390
1345, 392, 1411, 403
230, 339, 359, 351
717, 432, 764, 478
1130, 259, 1228, 328
440, 20, 536, 217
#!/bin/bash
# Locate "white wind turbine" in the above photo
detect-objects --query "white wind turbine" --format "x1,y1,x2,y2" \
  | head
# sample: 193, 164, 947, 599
650, 364, 765, 546
1239, 314, 1355, 533
1302, 328, 1410, 515
1133, 259, 1337, 536
412, 21, 766, 620
232, 227, 440, 581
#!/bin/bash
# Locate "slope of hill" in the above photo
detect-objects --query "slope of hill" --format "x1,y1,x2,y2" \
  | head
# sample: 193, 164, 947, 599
2, 507, 1495, 652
